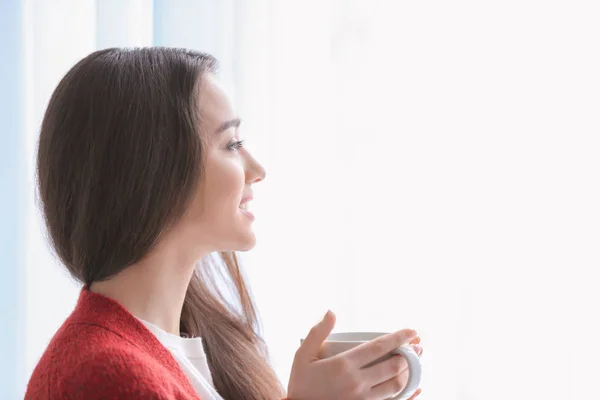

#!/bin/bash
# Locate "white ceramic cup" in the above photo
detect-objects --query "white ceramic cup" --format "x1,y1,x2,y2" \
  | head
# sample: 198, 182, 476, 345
309, 332, 422, 400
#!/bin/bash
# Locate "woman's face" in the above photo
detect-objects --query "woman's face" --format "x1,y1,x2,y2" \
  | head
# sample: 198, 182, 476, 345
182, 74, 265, 253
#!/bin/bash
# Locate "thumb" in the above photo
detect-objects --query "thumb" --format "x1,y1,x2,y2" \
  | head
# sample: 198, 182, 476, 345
298, 310, 336, 358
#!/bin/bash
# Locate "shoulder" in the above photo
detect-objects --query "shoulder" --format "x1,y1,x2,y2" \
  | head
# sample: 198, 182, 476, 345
27, 323, 179, 400
58, 347, 173, 399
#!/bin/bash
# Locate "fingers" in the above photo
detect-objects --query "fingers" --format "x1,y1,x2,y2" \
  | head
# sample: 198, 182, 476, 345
295, 311, 336, 360
344, 329, 418, 367
362, 354, 408, 386
414, 344, 423, 356
370, 376, 422, 399
369, 367, 410, 399
362, 342, 423, 392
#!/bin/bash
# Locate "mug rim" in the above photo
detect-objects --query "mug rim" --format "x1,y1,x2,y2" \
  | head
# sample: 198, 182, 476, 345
325, 332, 389, 342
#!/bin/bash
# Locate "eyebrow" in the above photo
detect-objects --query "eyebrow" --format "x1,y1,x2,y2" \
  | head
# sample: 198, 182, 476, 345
215, 118, 241, 134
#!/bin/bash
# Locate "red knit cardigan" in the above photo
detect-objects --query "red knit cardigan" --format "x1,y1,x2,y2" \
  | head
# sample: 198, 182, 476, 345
25, 288, 202, 399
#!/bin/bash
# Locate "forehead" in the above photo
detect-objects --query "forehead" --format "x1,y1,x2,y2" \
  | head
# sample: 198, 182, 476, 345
198, 74, 236, 131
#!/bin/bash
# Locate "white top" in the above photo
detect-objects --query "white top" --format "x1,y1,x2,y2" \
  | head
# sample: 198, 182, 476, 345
140, 319, 224, 400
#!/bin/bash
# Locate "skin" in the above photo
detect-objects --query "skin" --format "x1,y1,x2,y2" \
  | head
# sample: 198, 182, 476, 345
290, 312, 423, 400
90, 74, 423, 399
90, 74, 264, 335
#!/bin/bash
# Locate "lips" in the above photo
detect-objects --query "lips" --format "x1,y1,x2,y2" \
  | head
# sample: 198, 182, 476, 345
239, 196, 253, 207
239, 196, 254, 220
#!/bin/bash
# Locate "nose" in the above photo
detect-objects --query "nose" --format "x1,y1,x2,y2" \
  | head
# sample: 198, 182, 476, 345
245, 152, 266, 184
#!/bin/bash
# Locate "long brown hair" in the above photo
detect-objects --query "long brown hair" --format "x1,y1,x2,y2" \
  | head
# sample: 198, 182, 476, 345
36, 47, 284, 399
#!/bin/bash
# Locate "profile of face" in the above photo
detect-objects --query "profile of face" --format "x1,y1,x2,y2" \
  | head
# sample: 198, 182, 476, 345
179, 74, 266, 254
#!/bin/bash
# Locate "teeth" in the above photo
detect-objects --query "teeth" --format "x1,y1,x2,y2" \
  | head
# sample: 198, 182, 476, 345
240, 202, 248, 210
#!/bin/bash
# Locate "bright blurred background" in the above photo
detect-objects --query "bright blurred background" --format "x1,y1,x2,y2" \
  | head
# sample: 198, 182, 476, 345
1, 0, 599, 399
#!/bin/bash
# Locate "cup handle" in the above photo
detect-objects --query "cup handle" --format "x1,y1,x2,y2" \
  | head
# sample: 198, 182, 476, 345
388, 345, 422, 400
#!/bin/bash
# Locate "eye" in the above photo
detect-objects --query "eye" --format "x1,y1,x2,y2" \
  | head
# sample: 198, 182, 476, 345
227, 139, 245, 151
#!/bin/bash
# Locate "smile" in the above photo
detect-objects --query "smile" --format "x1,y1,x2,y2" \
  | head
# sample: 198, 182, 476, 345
239, 198, 254, 220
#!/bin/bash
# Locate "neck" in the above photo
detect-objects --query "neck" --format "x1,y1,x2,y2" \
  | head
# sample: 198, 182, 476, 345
90, 239, 206, 335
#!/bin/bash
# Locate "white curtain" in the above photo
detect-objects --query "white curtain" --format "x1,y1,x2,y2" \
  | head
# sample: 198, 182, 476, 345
2, 0, 599, 398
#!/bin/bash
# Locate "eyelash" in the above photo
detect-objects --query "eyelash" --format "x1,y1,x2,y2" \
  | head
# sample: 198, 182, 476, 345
227, 139, 245, 151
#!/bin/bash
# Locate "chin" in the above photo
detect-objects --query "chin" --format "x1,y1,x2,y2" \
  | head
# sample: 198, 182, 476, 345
232, 231, 257, 252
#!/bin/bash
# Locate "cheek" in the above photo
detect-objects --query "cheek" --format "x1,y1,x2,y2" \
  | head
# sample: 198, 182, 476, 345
179, 153, 252, 251
203, 155, 245, 215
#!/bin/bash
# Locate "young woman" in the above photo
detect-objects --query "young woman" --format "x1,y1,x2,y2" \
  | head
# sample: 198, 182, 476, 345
25, 47, 423, 400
